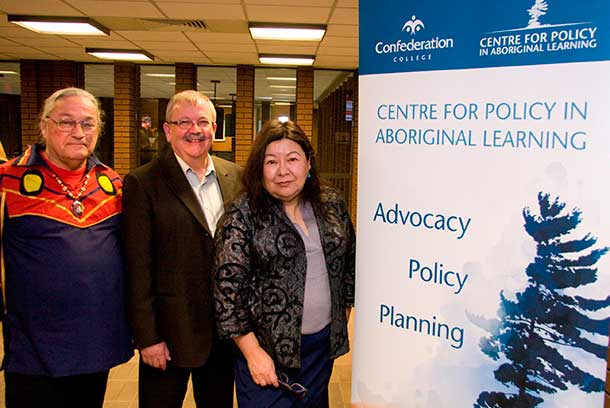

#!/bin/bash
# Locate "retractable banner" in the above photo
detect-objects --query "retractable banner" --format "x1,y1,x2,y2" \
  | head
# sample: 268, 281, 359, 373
353, 1, 610, 407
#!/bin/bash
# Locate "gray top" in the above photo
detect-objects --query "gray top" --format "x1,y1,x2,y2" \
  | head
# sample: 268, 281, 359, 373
294, 200, 332, 334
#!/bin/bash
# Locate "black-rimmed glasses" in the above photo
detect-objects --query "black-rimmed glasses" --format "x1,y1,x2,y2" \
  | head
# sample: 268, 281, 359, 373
167, 118, 213, 130
47, 117, 97, 133
277, 371, 308, 400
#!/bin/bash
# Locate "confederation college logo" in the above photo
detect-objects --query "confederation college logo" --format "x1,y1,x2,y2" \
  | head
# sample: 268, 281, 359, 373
374, 13, 454, 64
402, 15, 425, 35
479, 0, 599, 57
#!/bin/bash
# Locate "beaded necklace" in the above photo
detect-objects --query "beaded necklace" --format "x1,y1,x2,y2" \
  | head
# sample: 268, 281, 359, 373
50, 171, 91, 217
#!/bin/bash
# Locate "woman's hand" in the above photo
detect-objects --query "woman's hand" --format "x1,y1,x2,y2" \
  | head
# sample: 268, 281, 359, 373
234, 332, 279, 387
244, 344, 279, 387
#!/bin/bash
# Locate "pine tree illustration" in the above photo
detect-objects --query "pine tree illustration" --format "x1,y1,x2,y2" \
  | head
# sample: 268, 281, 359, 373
527, 0, 549, 28
471, 193, 610, 407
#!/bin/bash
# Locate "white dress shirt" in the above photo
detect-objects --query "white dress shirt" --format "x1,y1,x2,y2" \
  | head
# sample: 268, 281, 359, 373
175, 153, 224, 235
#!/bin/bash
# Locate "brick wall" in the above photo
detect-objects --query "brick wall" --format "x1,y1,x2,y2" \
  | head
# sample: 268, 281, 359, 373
19, 60, 84, 149
296, 66, 314, 138
175, 63, 197, 93
113, 63, 139, 176
235, 65, 254, 166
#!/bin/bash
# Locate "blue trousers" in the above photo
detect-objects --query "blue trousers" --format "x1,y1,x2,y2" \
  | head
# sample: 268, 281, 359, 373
235, 325, 333, 408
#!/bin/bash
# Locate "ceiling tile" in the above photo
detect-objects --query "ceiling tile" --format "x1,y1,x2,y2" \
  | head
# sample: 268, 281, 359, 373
64, 31, 129, 41
329, 7, 358, 25
336, 0, 357, 6
0, 0, 78, 14
196, 43, 256, 53
153, 0, 242, 3
0, 25, 53, 39
185, 32, 252, 44
44, 48, 89, 57
63, 1, 165, 18
67, 38, 137, 48
0, 0, 359, 79
246, 6, 331, 24
321, 35, 357, 47
0, 38, 20, 46
151, 51, 212, 63
11, 37, 81, 47
4, 48, 58, 58
116, 30, 186, 41
326, 24, 357, 37
205, 51, 258, 65
314, 54, 357, 68
132, 41, 198, 51
317, 46, 357, 56
244, 0, 334, 6
155, 3, 245, 20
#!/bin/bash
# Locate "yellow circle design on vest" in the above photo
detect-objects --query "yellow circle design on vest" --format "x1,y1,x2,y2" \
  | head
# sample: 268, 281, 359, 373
23, 173, 43, 193
97, 174, 114, 194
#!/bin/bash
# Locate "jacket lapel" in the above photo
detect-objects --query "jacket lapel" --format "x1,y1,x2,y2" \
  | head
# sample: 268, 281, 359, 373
159, 148, 211, 233
212, 156, 239, 209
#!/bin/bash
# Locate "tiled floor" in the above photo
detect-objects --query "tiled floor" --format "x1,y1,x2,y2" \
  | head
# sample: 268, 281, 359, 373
0, 317, 353, 407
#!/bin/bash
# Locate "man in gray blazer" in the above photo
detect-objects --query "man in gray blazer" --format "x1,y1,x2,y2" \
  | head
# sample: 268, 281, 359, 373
122, 90, 241, 408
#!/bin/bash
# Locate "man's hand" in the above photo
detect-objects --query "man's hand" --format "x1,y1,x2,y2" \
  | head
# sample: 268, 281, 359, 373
140, 342, 171, 370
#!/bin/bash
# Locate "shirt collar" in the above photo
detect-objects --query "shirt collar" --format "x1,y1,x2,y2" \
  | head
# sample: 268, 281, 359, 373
13, 142, 105, 173
174, 153, 216, 180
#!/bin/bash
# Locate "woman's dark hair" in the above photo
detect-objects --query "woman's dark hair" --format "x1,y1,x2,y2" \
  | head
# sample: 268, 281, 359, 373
243, 119, 322, 211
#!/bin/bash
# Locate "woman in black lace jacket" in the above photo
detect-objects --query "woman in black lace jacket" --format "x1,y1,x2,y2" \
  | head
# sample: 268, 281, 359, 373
213, 119, 356, 407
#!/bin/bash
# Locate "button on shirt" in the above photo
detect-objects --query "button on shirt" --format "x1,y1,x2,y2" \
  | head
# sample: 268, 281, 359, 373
175, 153, 224, 236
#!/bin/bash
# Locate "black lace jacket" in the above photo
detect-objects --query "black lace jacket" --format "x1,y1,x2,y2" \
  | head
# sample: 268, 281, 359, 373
213, 187, 356, 368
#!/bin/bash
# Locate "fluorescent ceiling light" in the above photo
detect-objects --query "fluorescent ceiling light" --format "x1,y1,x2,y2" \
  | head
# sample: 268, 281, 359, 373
274, 102, 293, 106
259, 54, 314, 66
267, 77, 296, 81
0, 71, 18, 75
86, 48, 154, 62
8, 15, 109, 36
145, 73, 175, 78
269, 85, 296, 89
249, 22, 325, 41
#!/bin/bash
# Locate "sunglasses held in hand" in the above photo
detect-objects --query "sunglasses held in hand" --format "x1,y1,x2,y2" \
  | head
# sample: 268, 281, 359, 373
277, 371, 308, 400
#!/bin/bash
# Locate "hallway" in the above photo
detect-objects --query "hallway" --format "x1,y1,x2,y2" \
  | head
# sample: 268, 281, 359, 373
0, 317, 353, 407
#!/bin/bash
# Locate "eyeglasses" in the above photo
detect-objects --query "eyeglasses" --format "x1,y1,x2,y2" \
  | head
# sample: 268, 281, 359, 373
277, 372, 308, 400
47, 117, 97, 133
167, 118, 214, 130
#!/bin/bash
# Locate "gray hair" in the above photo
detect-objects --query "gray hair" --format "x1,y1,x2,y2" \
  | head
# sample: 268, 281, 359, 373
40, 87, 104, 133
165, 90, 216, 123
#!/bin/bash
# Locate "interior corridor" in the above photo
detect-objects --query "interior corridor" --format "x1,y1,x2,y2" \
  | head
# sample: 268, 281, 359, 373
0, 317, 353, 407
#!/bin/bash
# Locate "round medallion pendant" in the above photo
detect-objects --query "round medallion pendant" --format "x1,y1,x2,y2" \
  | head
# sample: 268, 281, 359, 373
71, 200, 84, 217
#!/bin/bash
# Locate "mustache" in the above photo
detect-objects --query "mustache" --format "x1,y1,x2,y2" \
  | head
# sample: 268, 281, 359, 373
184, 134, 209, 142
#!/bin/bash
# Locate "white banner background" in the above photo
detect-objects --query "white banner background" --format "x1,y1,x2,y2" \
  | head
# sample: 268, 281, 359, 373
352, 61, 610, 407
